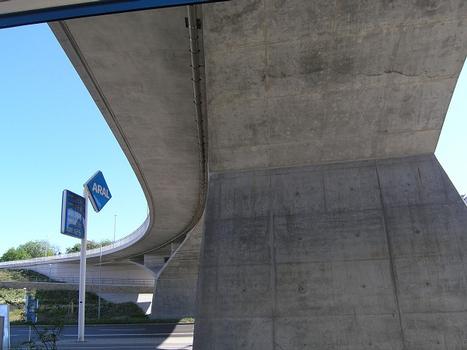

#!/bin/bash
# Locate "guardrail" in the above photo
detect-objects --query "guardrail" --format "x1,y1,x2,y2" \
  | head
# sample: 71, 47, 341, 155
0, 277, 154, 287
0, 216, 150, 268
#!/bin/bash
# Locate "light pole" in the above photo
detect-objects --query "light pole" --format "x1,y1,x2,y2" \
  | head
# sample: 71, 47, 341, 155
98, 244, 102, 320
23, 288, 31, 341
113, 215, 117, 242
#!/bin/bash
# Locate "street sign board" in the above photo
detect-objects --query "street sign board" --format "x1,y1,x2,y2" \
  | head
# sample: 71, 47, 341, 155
61, 190, 86, 239
25, 295, 39, 324
0, 0, 224, 29
84, 171, 111, 213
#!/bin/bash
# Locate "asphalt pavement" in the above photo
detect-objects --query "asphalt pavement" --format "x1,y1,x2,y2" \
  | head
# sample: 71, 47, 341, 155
10, 323, 194, 349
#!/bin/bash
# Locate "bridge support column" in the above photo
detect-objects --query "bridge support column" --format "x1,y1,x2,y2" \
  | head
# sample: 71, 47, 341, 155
150, 222, 203, 320
194, 154, 467, 349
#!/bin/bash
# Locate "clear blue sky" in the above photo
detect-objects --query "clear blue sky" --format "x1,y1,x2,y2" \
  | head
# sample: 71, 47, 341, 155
435, 59, 467, 195
0, 24, 465, 256
0, 23, 148, 255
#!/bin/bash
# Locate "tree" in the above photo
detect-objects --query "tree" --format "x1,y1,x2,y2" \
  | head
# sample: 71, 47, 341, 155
0, 247, 30, 262
19, 240, 57, 258
65, 239, 112, 253
0, 240, 58, 262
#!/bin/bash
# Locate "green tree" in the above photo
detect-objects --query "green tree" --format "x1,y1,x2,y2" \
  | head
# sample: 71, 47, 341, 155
65, 239, 112, 253
19, 240, 57, 258
0, 247, 29, 262
0, 240, 58, 262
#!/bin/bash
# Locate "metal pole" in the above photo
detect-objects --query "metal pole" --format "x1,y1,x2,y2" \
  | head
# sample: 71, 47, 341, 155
98, 245, 102, 320
113, 215, 117, 242
78, 188, 88, 342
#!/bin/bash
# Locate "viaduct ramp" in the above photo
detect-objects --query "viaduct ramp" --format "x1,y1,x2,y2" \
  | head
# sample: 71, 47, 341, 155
1, 0, 467, 348
1, 6, 206, 317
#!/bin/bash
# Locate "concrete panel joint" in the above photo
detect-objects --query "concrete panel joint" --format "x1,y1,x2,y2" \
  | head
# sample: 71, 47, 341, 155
194, 155, 467, 349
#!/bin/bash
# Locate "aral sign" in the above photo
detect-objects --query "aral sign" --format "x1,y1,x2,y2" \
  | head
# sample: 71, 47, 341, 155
84, 170, 111, 212
0, 0, 224, 29
61, 171, 112, 342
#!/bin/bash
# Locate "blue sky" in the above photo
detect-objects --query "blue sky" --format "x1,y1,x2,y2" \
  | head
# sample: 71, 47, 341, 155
0, 23, 465, 256
0, 23, 148, 255
435, 60, 467, 195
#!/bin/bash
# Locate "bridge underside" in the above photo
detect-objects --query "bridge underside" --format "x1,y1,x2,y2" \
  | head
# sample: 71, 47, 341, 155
16, 0, 465, 347
193, 0, 467, 348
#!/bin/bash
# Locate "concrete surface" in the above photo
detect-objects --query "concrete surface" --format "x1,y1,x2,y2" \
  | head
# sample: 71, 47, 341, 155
151, 218, 203, 320
203, 0, 467, 172
193, 2, 467, 346
1, 0, 466, 346
195, 154, 467, 349
48, 4, 207, 261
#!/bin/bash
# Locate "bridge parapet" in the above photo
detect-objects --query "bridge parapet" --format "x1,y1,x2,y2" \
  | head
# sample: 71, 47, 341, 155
0, 216, 150, 269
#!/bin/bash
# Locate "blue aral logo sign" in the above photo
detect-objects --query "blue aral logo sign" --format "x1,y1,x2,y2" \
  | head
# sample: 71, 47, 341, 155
84, 171, 111, 212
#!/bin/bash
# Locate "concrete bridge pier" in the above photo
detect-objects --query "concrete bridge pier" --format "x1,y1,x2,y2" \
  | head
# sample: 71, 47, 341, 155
151, 220, 203, 320
194, 154, 467, 349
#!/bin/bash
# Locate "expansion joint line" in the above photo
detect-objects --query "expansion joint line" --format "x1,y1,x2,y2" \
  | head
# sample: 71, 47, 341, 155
375, 165, 407, 350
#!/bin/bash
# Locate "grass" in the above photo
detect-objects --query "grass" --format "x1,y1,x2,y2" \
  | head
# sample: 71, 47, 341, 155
1, 269, 152, 325
32, 289, 149, 324
0, 269, 51, 282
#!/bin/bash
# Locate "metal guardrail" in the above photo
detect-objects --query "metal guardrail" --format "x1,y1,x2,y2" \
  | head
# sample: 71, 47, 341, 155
0, 277, 153, 287
0, 216, 150, 268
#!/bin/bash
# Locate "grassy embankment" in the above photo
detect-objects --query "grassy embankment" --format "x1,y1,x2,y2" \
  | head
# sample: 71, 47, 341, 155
0, 269, 150, 324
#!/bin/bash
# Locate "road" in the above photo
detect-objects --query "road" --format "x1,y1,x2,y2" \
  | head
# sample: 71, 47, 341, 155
10, 323, 194, 349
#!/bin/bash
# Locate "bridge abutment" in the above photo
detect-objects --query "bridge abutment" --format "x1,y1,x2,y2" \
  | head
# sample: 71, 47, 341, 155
194, 154, 467, 349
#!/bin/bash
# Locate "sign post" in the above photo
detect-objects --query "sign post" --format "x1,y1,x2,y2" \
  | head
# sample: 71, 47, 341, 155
77, 187, 88, 342
61, 171, 111, 342
25, 294, 39, 324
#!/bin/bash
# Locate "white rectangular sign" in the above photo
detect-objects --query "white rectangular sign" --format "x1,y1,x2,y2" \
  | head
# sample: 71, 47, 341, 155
0, 304, 9, 350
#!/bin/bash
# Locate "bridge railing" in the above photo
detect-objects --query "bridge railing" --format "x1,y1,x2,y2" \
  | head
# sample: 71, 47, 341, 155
0, 216, 150, 268
0, 277, 154, 287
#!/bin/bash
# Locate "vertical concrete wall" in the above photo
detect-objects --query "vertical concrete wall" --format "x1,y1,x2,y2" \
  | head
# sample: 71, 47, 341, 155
194, 154, 467, 349
151, 221, 203, 320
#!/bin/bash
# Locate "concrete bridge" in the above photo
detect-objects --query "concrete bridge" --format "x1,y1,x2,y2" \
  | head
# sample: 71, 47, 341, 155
1, 0, 467, 348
